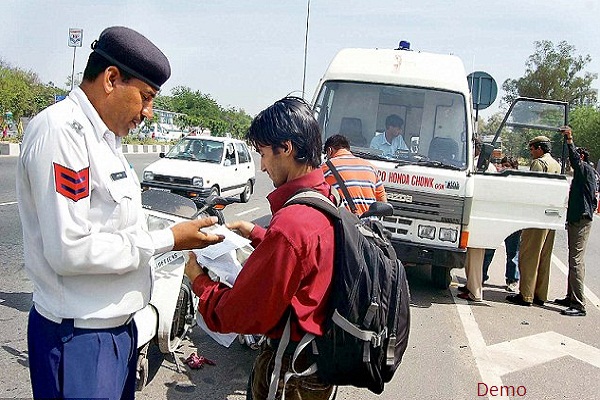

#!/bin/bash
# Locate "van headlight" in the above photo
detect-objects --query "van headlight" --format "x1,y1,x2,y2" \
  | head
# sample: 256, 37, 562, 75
418, 225, 436, 240
143, 171, 154, 181
192, 177, 203, 187
439, 227, 458, 243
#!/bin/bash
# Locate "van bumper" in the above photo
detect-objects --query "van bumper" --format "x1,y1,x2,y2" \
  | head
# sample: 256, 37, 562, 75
391, 240, 466, 269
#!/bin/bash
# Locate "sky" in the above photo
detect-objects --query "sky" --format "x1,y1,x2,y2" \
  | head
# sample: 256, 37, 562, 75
1, 0, 598, 118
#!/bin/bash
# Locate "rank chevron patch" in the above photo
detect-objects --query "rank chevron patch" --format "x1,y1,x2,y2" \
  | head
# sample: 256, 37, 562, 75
53, 163, 90, 201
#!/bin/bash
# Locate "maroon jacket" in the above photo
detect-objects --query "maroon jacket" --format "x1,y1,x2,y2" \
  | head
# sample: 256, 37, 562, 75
193, 169, 335, 341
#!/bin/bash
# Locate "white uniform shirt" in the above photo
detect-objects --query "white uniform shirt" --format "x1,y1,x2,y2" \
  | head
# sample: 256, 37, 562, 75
17, 88, 173, 320
369, 132, 408, 155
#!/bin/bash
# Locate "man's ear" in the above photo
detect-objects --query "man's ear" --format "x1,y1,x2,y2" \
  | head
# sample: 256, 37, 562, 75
281, 140, 293, 156
103, 66, 120, 94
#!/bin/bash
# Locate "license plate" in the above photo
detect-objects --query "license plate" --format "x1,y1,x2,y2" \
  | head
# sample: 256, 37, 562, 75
151, 188, 171, 192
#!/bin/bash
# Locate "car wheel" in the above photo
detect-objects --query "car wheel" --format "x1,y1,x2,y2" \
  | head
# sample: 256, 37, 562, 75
240, 181, 252, 203
209, 186, 220, 197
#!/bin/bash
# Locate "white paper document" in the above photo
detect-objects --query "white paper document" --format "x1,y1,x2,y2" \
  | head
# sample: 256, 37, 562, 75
198, 224, 252, 259
193, 224, 252, 287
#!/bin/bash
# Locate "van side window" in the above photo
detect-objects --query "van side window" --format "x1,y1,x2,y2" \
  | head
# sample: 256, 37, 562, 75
236, 143, 250, 163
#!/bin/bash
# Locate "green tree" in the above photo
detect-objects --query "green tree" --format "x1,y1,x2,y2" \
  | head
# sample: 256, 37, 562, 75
569, 106, 600, 164
502, 40, 597, 107
1, 60, 65, 122
158, 86, 252, 137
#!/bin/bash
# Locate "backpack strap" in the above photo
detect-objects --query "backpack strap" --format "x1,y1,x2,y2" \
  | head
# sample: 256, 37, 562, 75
267, 315, 319, 400
284, 189, 341, 220
325, 160, 358, 214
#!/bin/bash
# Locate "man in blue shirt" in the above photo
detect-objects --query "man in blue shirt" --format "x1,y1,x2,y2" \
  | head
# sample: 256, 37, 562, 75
370, 114, 408, 155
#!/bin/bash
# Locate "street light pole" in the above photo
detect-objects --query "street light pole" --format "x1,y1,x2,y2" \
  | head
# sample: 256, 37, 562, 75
302, 0, 311, 98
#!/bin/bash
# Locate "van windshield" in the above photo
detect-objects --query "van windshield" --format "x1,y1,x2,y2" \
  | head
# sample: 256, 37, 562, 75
165, 138, 224, 163
314, 81, 469, 170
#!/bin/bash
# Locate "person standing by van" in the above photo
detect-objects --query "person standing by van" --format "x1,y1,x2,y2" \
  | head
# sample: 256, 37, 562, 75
554, 127, 596, 316
507, 136, 560, 307
322, 134, 387, 215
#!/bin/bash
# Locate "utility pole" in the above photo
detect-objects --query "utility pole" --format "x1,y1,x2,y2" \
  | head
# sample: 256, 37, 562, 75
302, 0, 311, 98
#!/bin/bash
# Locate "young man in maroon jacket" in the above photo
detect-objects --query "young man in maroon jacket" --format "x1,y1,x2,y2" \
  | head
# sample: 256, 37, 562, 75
185, 96, 335, 399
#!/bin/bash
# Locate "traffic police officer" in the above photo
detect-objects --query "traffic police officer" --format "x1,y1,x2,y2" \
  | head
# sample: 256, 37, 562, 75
16, 26, 223, 399
507, 135, 560, 306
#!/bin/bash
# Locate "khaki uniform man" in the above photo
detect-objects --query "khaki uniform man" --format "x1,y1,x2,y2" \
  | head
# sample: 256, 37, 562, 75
507, 136, 560, 306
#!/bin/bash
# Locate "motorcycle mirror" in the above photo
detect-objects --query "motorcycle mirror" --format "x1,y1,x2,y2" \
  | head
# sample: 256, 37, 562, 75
204, 195, 230, 207
360, 201, 394, 219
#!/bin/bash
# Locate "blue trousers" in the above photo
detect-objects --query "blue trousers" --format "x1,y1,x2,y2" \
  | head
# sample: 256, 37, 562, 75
28, 306, 137, 400
482, 230, 521, 283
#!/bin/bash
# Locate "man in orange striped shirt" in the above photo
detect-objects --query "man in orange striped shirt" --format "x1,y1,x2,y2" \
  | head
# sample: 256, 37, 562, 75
322, 134, 387, 215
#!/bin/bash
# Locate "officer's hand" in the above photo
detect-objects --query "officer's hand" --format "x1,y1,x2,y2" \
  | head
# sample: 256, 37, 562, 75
226, 220, 255, 239
184, 251, 205, 283
560, 125, 573, 139
171, 217, 225, 251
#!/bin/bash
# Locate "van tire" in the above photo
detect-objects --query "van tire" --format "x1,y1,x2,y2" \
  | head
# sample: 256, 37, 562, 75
431, 265, 452, 289
240, 181, 252, 203
210, 186, 220, 197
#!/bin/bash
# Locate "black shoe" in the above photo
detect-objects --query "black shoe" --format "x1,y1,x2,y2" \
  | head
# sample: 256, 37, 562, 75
458, 285, 469, 293
506, 294, 531, 307
533, 298, 545, 306
561, 307, 586, 317
554, 297, 571, 307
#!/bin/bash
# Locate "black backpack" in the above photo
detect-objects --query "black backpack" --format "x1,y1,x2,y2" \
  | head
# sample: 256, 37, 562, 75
271, 190, 410, 396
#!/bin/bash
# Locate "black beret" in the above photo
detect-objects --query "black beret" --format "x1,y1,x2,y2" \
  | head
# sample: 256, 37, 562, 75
91, 26, 171, 90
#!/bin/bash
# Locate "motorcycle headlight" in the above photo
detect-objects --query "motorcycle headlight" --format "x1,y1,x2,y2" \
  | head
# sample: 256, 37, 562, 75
143, 171, 154, 181
146, 214, 174, 231
192, 177, 203, 187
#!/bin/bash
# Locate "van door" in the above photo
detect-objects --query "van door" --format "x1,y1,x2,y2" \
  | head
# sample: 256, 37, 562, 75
468, 98, 570, 248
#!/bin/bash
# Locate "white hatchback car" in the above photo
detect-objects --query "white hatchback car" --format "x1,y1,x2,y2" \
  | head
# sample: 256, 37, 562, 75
141, 136, 256, 203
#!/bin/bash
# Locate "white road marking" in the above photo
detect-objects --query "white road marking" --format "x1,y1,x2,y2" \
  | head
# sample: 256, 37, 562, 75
551, 254, 600, 310
486, 331, 600, 375
453, 292, 509, 400
0, 201, 17, 206
452, 254, 600, 399
235, 207, 260, 216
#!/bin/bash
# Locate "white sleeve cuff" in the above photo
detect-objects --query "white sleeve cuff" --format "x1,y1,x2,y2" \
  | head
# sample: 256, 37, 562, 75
151, 229, 175, 255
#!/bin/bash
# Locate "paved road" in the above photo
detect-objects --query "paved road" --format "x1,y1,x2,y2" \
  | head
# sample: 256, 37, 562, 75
1, 153, 600, 399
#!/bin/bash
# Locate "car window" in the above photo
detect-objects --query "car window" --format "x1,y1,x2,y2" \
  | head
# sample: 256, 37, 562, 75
236, 143, 251, 163
225, 143, 237, 165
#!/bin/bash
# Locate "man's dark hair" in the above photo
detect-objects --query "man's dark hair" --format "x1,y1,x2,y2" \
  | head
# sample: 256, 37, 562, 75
82, 52, 133, 82
324, 134, 350, 152
576, 147, 590, 163
501, 156, 519, 169
530, 141, 551, 154
385, 114, 404, 129
247, 96, 322, 168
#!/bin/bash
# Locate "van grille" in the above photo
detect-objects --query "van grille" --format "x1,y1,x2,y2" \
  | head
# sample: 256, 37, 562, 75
385, 188, 464, 224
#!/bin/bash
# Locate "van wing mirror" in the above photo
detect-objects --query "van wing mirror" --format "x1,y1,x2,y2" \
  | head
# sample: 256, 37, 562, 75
476, 143, 494, 172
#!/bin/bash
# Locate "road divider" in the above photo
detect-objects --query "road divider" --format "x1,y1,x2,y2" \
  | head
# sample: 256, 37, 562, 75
1, 142, 171, 157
